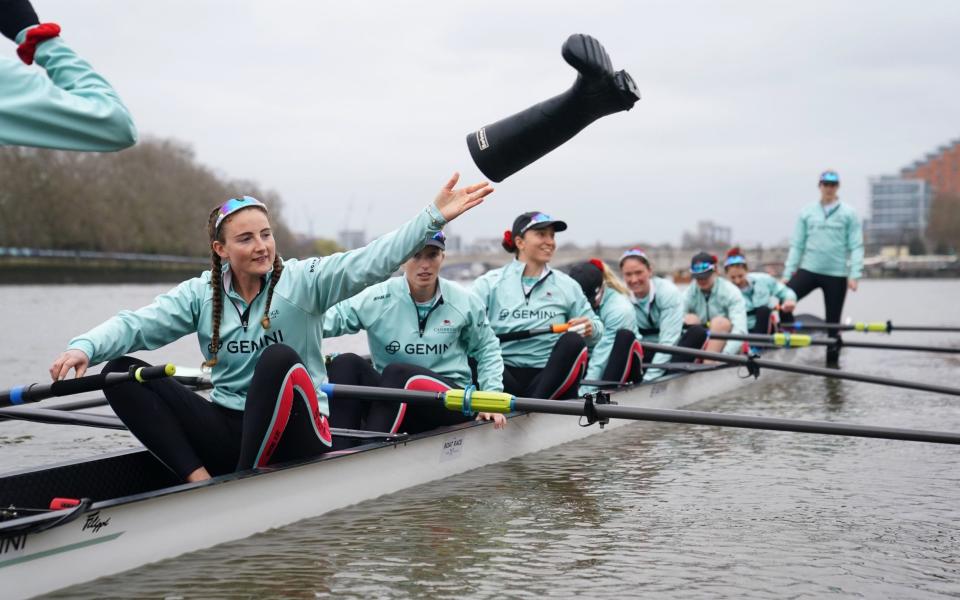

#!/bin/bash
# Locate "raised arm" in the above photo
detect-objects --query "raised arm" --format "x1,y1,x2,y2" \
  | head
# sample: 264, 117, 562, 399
1, 15, 137, 151
286, 174, 492, 314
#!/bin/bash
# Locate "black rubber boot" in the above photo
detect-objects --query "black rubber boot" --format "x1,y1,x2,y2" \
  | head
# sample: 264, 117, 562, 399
465, 33, 641, 182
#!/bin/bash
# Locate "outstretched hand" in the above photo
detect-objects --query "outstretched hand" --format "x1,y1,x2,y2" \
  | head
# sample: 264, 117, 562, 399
433, 172, 493, 223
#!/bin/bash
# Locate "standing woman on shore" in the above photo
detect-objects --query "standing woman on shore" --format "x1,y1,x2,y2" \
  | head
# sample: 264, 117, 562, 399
781, 170, 863, 365
48, 174, 493, 482
472, 212, 603, 399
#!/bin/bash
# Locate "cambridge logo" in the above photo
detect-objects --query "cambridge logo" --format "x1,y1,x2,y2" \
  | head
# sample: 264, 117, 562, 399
386, 340, 401, 354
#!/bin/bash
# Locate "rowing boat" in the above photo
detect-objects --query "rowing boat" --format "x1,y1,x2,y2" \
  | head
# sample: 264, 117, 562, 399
0, 346, 815, 598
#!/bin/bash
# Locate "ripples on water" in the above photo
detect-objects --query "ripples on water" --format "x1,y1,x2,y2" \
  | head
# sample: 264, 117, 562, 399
5, 281, 960, 598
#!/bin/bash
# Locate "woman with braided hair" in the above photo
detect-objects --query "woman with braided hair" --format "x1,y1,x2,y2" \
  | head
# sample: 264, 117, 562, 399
48, 173, 493, 482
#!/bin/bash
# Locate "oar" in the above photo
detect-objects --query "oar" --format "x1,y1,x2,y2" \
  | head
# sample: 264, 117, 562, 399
782, 319, 960, 333
707, 332, 960, 354
320, 383, 960, 445
497, 323, 570, 342
0, 364, 176, 408
639, 341, 960, 397
0, 400, 409, 441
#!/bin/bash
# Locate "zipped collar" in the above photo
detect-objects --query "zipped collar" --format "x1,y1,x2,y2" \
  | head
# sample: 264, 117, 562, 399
406, 278, 445, 337
222, 265, 269, 331
510, 259, 553, 303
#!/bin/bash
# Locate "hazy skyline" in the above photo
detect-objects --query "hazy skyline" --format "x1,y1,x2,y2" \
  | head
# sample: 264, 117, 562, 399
33, 0, 960, 247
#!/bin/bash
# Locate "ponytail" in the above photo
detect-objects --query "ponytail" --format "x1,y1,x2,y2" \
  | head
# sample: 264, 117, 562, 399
591, 258, 630, 296
501, 229, 517, 254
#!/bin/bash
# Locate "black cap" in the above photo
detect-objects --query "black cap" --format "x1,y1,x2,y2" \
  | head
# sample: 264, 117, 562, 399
690, 251, 717, 280
568, 261, 604, 310
512, 211, 568, 239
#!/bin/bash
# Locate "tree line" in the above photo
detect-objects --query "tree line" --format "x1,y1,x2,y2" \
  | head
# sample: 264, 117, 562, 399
0, 138, 312, 258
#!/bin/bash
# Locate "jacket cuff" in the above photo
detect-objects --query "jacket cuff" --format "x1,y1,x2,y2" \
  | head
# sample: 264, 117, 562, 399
425, 203, 447, 230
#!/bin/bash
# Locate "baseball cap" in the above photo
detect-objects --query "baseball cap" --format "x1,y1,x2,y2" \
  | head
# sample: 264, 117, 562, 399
690, 251, 717, 280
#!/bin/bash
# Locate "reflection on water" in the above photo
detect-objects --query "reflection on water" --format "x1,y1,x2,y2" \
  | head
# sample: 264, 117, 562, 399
5, 280, 960, 598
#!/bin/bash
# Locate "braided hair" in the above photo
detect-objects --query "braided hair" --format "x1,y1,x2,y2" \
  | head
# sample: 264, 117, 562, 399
202, 202, 283, 369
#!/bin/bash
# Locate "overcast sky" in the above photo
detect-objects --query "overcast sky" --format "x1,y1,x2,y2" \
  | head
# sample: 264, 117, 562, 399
35, 0, 960, 247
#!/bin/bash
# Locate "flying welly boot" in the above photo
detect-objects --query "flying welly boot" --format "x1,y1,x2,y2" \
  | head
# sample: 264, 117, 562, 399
465, 33, 641, 183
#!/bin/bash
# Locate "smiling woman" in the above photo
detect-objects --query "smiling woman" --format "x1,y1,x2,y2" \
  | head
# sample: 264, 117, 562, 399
472, 211, 604, 400
46, 173, 494, 483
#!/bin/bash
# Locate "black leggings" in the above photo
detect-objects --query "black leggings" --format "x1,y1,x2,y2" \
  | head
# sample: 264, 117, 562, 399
784, 269, 848, 327
327, 354, 472, 443
502, 331, 588, 399
601, 329, 645, 384
672, 325, 709, 363
750, 306, 774, 334
105, 344, 332, 480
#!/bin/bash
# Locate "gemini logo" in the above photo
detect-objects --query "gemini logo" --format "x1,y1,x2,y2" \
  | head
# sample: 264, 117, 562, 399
385, 340, 401, 355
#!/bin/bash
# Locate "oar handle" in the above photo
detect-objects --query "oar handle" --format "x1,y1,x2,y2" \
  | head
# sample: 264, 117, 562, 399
0, 364, 176, 408
708, 331, 814, 348
497, 323, 570, 342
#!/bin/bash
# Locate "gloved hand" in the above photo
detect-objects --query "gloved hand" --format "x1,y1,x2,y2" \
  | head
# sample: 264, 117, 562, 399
0, 0, 40, 42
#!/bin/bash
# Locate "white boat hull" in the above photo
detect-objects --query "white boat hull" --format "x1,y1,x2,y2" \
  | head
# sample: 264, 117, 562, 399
1, 352, 810, 598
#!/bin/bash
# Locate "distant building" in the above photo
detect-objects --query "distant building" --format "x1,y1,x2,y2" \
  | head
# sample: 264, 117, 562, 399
466, 237, 504, 254
901, 138, 960, 197
444, 233, 463, 254
337, 229, 366, 250
864, 176, 933, 251
681, 220, 732, 249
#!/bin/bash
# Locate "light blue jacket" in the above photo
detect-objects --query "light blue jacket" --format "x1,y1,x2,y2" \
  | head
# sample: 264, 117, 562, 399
323, 276, 504, 391
683, 277, 748, 354
783, 201, 864, 280
67, 204, 447, 414
581, 288, 637, 392
0, 27, 136, 151
735, 272, 797, 330
472, 260, 603, 369
631, 276, 684, 380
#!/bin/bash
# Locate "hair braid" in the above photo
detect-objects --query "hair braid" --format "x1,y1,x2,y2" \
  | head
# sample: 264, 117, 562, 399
261, 255, 284, 329
203, 206, 223, 369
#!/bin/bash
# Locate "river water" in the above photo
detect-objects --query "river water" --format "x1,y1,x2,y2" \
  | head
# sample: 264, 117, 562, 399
2, 280, 960, 598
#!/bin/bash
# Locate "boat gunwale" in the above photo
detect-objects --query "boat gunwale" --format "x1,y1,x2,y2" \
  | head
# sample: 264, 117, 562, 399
0, 361, 735, 536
